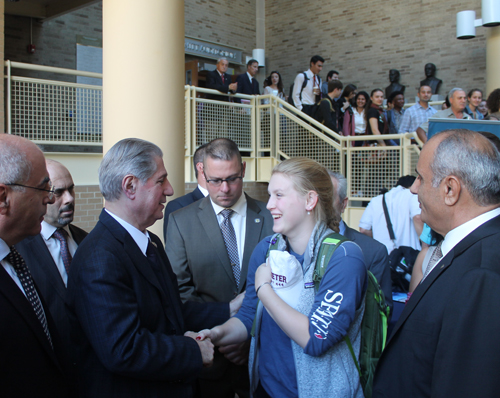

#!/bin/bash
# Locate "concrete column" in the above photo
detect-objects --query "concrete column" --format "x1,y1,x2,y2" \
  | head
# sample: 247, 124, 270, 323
486, 26, 500, 95
103, 0, 185, 239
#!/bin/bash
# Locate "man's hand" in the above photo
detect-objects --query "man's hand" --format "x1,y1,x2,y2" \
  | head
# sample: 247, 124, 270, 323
229, 82, 237, 92
185, 331, 214, 367
229, 291, 245, 317
218, 340, 250, 366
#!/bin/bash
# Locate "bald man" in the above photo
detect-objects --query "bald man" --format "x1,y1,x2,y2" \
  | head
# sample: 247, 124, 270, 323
0, 135, 70, 397
16, 159, 88, 372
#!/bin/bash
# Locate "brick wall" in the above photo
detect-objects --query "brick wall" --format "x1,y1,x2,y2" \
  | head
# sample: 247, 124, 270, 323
265, 0, 487, 100
73, 185, 102, 233
4, 2, 102, 81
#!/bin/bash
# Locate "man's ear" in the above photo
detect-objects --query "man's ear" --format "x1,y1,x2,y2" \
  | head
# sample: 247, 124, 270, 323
241, 161, 246, 178
0, 185, 8, 215
196, 162, 204, 180
443, 175, 461, 206
341, 197, 349, 214
122, 175, 138, 199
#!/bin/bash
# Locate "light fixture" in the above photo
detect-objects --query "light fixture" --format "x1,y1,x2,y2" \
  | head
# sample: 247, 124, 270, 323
456, 0, 500, 39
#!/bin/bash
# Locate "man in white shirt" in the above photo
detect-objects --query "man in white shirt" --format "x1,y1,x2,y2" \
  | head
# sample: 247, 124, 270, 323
359, 176, 423, 253
167, 138, 273, 398
373, 129, 500, 397
0, 134, 70, 397
292, 55, 324, 115
16, 159, 87, 372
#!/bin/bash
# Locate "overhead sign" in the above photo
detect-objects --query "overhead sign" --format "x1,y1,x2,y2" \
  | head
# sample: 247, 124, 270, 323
185, 37, 243, 65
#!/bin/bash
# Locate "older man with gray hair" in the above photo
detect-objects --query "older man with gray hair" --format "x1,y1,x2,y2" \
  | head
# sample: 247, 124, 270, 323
329, 171, 393, 313
67, 138, 236, 398
416, 87, 471, 142
373, 129, 500, 397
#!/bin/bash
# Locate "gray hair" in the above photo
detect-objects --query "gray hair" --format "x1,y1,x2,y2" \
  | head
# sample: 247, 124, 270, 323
99, 138, 163, 201
430, 129, 500, 206
204, 138, 242, 166
328, 170, 347, 202
217, 57, 229, 64
0, 139, 32, 190
448, 88, 465, 99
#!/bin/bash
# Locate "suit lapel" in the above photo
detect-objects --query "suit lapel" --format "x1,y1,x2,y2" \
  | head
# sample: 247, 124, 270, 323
241, 195, 265, 292
0, 265, 60, 366
197, 198, 236, 285
29, 235, 68, 304
100, 211, 181, 329
69, 224, 88, 245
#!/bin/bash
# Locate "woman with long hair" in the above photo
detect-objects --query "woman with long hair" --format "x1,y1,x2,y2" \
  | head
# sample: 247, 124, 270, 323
263, 70, 286, 102
465, 88, 484, 119
197, 158, 367, 398
343, 91, 369, 144
365, 88, 388, 146
486, 88, 500, 120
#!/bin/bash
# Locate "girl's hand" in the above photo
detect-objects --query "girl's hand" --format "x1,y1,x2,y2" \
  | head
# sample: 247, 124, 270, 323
255, 262, 272, 292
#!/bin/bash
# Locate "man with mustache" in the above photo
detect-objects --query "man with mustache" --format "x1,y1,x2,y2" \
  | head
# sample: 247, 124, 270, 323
16, 159, 87, 372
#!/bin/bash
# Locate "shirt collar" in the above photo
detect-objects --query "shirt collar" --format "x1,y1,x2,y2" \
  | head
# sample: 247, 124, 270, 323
40, 220, 72, 241
339, 219, 346, 235
246, 72, 254, 81
105, 209, 150, 256
198, 184, 209, 197
0, 238, 10, 262
210, 192, 247, 217
441, 208, 500, 258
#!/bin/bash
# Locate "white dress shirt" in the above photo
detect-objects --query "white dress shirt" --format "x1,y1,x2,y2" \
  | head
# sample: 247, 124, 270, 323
211, 193, 247, 269
292, 69, 318, 110
105, 209, 151, 256
198, 184, 209, 197
425, 208, 500, 276
40, 221, 78, 286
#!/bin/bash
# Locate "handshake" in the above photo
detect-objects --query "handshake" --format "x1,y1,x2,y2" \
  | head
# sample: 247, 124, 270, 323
184, 291, 248, 367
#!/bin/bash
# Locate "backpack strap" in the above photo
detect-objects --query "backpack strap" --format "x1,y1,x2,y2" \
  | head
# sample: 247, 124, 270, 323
312, 232, 348, 293
298, 72, 309, 103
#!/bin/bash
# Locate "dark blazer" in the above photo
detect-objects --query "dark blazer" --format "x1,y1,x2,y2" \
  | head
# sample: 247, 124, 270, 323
373, 215, 500, 398
15, 223, 88, 365
166, 194, 274, 303
67, 210, 228, 398
206, 69, 234, 101
0, 253, 71, 397
343, 223, 393, 314
236, 73, 260, 96
163, 186, 205, 242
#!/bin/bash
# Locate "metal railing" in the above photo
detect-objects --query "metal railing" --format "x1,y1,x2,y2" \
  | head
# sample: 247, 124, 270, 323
5, 60, 102, 145
5, 61, 422, 204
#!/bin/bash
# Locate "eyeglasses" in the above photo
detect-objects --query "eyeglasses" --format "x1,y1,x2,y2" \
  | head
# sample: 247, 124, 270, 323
6, 183, 55, 200
204, 173, 243, 187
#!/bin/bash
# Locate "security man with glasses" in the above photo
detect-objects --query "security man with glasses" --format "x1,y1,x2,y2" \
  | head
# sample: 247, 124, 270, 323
166, 137, 273, 398
0, 134, 72, 397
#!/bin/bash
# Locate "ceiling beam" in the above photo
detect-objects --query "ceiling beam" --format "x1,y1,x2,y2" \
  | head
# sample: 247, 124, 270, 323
5, 0, 99, 21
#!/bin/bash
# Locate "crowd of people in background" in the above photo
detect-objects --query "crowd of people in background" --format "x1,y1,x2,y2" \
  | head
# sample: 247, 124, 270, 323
206, 55, 500, 145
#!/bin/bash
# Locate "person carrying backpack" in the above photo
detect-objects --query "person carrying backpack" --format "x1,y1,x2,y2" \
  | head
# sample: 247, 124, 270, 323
196, 158, 367, 398
314, 80, 344, 133
290, 55, 324, 116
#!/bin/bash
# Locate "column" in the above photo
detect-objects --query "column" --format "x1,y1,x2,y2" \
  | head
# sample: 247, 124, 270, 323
103, 0, 185, 240
486, 26, 500, 95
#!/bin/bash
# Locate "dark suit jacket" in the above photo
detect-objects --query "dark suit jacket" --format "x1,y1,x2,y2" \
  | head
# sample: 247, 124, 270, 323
373, 214, 500, 398
15, 224, 88, 366
166, 194, 274, 304
0, 251, 71, 397
67, 210, 228, 398
343, 223, 393, 314
236, 73, 260, 96
163, 186, 205, 242
206, 69, 234, 101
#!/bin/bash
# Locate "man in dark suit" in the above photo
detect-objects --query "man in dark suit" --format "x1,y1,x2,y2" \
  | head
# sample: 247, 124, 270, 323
67, 138, 238, 397
373, 129, 500, 397
0, 134, 70, 397
206, 57, 238, 101
329, 171, 393, 314
16, 160, 87, 368
236, 59, 260, 96
167, 138, 273, 398
163, 143, 208, 242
